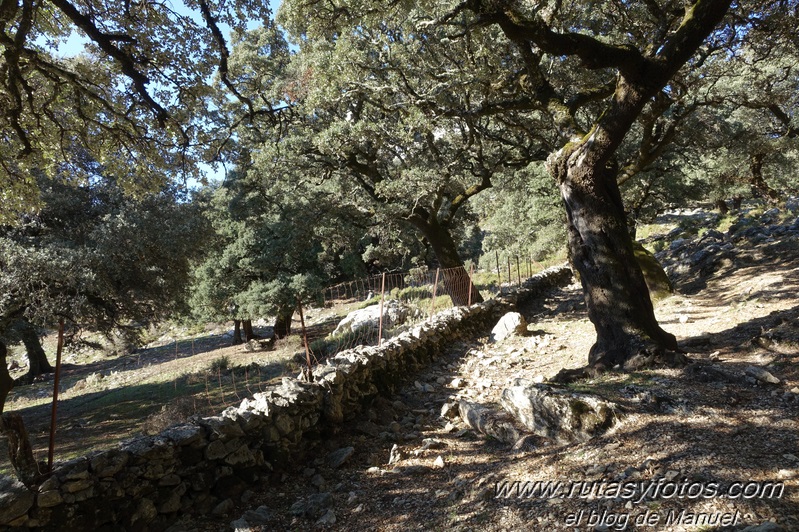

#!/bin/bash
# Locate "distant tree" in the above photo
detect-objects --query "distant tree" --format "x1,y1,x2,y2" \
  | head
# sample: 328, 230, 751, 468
242, 11, 560, 305
475, 161, 566, 264
190, 166, 367, 339
0, 168, 206, 383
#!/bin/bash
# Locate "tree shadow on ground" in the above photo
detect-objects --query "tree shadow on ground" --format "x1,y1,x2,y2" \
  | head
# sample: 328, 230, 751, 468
0, 359, 290, 479
674, 239, 799, 297
317, 361, 799, 530
679, 303, 799, 366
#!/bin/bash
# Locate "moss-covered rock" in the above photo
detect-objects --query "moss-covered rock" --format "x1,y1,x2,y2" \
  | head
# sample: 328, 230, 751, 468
633, 241, 674, 299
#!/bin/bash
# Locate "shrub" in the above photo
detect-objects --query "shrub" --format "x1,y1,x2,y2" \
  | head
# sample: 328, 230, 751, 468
209, 355, 229, 373
142, 396, 197, 435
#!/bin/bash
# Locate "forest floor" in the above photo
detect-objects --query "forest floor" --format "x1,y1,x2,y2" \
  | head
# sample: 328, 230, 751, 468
3, 204, 799, 531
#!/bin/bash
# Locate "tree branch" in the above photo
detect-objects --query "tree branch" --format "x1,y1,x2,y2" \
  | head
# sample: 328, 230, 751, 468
197, 0, 256, 118
48, 0, 170, 126
469, 1, 648, 75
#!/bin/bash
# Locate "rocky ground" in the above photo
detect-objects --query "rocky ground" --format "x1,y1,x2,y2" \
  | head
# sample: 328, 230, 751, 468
157, 203, 799, 532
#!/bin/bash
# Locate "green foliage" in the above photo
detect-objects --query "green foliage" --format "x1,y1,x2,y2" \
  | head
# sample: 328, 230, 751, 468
0, 0, 273, 223
0, 172, 206, 345
209, 356, 230, 373
475, 162, 566, 263
189, 166, 367, 324
231, 4, 546, 274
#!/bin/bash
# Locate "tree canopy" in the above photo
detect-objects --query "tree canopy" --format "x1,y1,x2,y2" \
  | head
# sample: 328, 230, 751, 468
1, 0, 798, 383
0, 0, 273, 222
0, 165, 206, 381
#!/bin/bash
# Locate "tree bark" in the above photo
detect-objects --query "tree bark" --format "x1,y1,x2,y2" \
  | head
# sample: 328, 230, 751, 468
242, 319, 256, 341
748, 153, 780, 204
232, 319, 243, 345
470, 0, 731, 380
18, 321, 53, 384
550, 141, 678, 372
273, 306, 293, 339
410, 218, 483, 306
0, 413, 42, 487
1, 340, 13, 415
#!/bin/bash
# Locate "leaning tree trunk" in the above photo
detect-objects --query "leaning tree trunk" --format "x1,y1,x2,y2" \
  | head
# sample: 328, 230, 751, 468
550, 145, 678, 375
1, 339, 41, 485
412, 218, 483, 306
0, 413, 42, 487
1, 340, 13, 415
749, 153, 780, 204
18, 321, 53, 384
273, 306, 293, 339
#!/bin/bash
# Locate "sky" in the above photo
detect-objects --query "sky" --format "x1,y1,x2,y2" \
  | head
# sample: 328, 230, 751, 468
48, 0, 284, 186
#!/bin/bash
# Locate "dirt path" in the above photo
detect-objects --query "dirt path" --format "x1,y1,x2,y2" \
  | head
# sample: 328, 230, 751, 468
169, 242, 799, 531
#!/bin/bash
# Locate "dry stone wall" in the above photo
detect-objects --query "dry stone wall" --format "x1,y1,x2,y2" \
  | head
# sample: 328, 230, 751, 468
0, 265, 572, 531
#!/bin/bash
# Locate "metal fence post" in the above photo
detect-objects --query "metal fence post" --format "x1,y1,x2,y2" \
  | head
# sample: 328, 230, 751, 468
297, 297, 314, 382
48, 319, 65, 473
495, 251, 501, 292
468, 263, 475, 306
429, 268, 440, 321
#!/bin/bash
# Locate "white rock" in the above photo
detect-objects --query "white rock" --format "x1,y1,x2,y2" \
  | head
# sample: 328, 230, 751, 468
745, 365, 780, 384
330, 299, 409, 337
491, 312, 528, 342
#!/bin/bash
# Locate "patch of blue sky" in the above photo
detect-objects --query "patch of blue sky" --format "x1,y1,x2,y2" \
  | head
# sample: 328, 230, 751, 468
37, 0, 283, 186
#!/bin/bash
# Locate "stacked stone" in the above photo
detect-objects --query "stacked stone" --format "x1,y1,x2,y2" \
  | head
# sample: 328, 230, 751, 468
0, 264, 573, 529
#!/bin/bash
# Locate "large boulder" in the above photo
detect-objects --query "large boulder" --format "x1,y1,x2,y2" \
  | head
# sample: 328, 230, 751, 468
500, 380, 623, 442
457, 400, 523, 445
490, 312, 528, 342
330, 300, 409, 337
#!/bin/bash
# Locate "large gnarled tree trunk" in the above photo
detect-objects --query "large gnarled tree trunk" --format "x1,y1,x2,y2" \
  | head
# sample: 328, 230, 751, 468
410, 217, 483, 307
550, 144, 678, 372
477, 0, 732, 379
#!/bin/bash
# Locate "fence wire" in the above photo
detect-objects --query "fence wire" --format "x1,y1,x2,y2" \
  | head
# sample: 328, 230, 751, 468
301, 262, 533, 366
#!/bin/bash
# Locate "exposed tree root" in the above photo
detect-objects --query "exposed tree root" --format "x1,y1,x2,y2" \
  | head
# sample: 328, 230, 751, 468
550, 349, 691, 384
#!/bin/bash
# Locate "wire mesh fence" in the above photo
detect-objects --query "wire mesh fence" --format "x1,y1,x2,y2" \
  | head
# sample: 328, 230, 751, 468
298, 258, 542, 370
